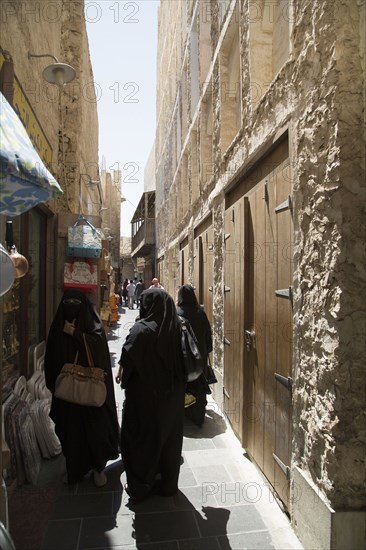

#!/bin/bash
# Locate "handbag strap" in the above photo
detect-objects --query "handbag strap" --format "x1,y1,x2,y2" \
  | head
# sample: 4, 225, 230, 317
69, 335, 95, 369
73, 214, 97, 234
82, 333, 95, 368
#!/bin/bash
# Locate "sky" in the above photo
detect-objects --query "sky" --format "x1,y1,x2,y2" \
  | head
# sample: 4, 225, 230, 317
85, 0, 160, 236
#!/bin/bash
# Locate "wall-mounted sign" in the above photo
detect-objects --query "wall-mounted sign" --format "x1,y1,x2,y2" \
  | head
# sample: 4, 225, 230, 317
136, 257, 146, 269
0, 51, 53, 166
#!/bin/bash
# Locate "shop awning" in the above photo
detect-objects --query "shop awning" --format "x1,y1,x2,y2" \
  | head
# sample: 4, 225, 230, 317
0, 91, 63, 216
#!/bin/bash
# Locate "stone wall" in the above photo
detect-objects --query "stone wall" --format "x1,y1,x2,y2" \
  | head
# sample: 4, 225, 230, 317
155, 0, 366, 522
0, 0, 99, 214
291, 0, 366, 509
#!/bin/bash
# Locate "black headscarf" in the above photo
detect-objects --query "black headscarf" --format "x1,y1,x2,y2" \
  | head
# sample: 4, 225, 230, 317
140, 288, 180, 370
120, 288, 184, 394
177, 284, 200, 308
176, 284, 213, 360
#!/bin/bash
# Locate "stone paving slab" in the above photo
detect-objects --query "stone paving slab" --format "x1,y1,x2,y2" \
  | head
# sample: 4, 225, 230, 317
37, 306, 303, 550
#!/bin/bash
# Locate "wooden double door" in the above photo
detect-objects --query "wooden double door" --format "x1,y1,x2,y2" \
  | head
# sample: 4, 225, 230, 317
223, 140, 293, 508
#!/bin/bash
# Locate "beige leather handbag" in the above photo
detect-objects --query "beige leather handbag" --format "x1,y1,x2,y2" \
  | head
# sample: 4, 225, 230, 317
55, 335, 107, 407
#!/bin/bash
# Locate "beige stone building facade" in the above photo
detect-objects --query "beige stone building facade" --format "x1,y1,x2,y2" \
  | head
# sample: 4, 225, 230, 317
155, 1, 365, 548
100, 167, 122, 269
0, 0, 110, 513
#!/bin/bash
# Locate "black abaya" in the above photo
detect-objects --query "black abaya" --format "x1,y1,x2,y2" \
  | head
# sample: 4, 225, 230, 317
119, 288, 186, 502
177, 284, 213, 427
44, 289, 119, 483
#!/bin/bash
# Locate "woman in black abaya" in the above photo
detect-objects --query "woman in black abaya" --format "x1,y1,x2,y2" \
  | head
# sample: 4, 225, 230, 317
45, 289, 119, 486
116, 288, 186, 503
177, 284, 213, 427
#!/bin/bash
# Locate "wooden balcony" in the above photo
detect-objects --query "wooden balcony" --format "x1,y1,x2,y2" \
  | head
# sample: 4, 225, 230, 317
131, 191, 155, 257
131, 218, 155, 256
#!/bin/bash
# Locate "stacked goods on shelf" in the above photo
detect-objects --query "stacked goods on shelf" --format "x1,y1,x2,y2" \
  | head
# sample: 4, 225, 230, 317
109, 294, 120, 326
2, 342, 61, 487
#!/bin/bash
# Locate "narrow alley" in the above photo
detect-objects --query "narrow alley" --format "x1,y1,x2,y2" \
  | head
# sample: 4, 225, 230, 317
8, 306, 302, 550
1, 1, 365, 548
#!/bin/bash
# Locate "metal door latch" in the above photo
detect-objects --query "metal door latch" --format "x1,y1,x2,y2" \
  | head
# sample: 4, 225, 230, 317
245, 329, 255, 352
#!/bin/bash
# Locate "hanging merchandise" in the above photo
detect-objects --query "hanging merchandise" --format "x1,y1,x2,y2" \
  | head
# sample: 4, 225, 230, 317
0, 243, 16, 296
109, 293, 120, 325
67, 215, 103, 258
63, 258, 98, 293
100, 247, 109, 281
9, 245, 29, 278
0, 92, 63, 216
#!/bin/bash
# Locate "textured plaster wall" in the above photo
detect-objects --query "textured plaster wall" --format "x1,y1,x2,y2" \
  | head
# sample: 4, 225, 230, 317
291, 0, 366, 509
0, 0, 99, 214
156, 0, 365, 511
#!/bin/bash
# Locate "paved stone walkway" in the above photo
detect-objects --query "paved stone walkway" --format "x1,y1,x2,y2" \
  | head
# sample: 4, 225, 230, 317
11, 306, 304, 550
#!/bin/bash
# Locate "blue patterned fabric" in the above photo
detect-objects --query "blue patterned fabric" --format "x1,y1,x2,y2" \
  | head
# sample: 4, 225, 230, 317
67, 218, 102, 258
0, 92, 63, 216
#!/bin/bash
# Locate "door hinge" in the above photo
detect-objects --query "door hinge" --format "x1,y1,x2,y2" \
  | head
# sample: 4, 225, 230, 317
275, 195, 292, 213
224, 337, 231, 346
274, 373, 293, 392
224, 233, 231, 241
224, 285, 231, 293
273, 453, 290, 480
223, 387, 230, 399
275, 286, 293, 301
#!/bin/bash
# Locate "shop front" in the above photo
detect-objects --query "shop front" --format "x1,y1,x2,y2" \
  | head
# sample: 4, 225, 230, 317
0, 58, 63, 531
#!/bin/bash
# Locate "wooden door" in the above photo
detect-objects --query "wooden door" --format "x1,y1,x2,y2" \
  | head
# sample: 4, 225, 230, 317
273, 164, 293, 507
223, 199, 245, 438
193, 236, 203, 303
194, 215, 212, 310
202, 227, 213, 324
180, 243, 189, 286
157, 257, 164, 286
224, 139, 293, 509
243, 156, 293, 509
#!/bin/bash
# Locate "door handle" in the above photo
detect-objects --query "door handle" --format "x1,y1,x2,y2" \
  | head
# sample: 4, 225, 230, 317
245, 329, 255, 352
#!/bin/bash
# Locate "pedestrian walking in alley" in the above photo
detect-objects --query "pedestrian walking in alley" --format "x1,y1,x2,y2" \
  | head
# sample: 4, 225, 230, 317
177, 284, 213, 427
149, 277, 164, 289
134, 278, 146, 308
116, 288, 186, 503
44, 289, 120, 487
126, 279, 136, 309
122, 278, 128, 306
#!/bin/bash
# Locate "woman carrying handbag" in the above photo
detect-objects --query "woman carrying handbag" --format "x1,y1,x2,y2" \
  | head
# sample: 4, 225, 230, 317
45, 289, 119, 486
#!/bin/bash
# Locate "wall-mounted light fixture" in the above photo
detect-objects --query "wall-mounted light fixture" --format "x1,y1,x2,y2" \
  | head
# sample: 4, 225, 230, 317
28, 52, 76, 86
79, 173, 103, 214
